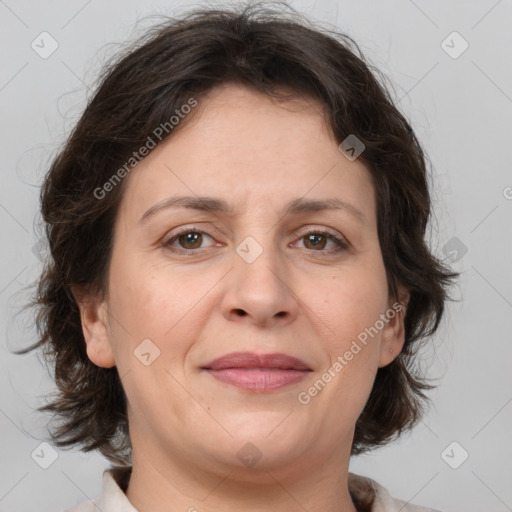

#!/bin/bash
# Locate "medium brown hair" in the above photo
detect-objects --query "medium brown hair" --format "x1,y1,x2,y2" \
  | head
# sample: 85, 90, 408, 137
22, 2, 458, 465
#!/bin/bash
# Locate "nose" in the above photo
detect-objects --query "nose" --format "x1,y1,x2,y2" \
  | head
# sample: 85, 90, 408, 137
221, 239, 300, 329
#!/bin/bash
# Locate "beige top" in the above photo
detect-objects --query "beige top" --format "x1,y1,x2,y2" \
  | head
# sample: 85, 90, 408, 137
66, 468, 442, 512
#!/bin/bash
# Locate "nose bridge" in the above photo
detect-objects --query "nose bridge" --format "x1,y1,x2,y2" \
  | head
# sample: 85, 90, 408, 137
234, 230, 286, 292
223, 229, 298, 326
232, 206, 279, 269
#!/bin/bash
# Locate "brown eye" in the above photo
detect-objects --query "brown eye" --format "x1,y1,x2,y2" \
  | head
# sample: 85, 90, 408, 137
303, 233, 328, 250
177, 232, 203, 249
164, 229, 217, 253
295, 229, 348, 253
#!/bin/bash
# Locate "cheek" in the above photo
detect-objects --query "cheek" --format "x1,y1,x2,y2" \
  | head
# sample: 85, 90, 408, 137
103, 262, 207, 419
301, 276, 387, 424
304, 257, 388, 407
104, 256, 191, 365
104, 251, 226, 375
311, 262, 388, 346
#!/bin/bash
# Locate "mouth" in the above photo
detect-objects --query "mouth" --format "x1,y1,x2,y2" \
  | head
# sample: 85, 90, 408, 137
201, 352, 313, 392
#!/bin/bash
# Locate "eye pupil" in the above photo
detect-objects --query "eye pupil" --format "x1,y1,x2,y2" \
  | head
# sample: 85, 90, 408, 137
180, 232, 202, 249
305, 234, 326, 250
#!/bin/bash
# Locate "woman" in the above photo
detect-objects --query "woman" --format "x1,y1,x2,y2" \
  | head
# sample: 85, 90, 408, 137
25, 3, 457, 511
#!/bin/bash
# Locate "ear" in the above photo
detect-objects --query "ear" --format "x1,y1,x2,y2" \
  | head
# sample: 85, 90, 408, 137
378, 286, 410, 368
73, 286, 116, 368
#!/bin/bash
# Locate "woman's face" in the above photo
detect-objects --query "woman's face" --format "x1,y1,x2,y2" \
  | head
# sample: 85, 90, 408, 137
82, 83, 406, 479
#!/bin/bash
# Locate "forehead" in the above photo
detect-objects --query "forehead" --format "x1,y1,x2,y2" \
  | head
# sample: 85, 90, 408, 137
117, 84, 375, 224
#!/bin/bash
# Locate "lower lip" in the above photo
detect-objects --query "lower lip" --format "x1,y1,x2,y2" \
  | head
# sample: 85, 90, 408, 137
205, 368, 310, 392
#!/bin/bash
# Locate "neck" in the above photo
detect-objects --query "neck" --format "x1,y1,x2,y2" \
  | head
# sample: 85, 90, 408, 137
125, 446, 359, 512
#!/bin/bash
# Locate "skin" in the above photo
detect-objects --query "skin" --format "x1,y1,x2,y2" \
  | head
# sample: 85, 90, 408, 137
78, 83, 409, 512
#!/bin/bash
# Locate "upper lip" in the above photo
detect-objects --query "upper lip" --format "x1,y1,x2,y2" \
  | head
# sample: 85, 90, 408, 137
202, 351, 312, 371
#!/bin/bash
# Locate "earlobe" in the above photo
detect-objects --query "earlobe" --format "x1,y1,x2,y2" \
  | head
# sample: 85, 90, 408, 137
73, 287, 116, 369
378, 290, 409, 368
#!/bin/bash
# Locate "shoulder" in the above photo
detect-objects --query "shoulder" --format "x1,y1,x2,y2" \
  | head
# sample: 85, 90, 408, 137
64, 467, 136, 512
348, 472, 443, 512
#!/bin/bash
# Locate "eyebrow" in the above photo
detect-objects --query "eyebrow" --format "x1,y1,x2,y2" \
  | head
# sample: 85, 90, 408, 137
139, 195, 366, 224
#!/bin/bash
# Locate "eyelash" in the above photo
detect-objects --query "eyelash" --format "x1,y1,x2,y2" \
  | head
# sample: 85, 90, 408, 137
162, 226, 349, 256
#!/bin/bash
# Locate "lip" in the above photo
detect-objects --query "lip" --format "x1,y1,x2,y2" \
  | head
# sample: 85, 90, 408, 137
202, 352, 312, 392
203, 351, 312, 371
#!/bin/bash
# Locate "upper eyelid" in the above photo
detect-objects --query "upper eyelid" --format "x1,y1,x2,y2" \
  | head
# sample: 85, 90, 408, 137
165, 224, 344, 240
291, 225, 343, 238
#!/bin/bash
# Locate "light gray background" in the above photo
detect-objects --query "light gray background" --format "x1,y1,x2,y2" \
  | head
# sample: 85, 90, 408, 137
1, 1, 511, 511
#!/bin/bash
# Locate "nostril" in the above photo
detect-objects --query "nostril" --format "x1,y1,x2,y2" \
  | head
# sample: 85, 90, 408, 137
234, 309, 247, 316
